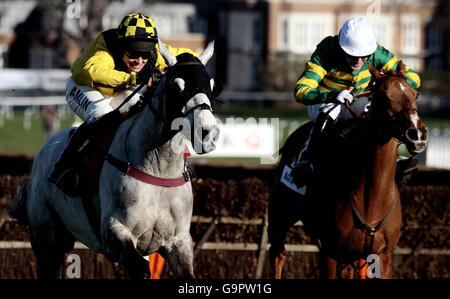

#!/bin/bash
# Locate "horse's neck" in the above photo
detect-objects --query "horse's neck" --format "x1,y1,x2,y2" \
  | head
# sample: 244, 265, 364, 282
114, 98, 185, 177
364, 97, 398, 191
354, 138, 398, 217
369, 139, 398, 187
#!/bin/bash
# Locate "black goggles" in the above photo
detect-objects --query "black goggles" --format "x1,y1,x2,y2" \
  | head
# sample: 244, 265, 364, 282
345, 53, 371, 60
125, 50, 154, 60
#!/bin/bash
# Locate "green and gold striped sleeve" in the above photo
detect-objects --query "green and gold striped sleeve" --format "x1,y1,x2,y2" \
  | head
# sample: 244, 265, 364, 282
294, 61, 329, 104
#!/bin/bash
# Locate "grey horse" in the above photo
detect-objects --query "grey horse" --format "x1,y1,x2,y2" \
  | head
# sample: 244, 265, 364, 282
10, 41, 220, 279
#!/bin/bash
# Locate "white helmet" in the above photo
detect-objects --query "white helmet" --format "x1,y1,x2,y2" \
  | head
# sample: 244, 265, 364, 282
339, 18, 377, 57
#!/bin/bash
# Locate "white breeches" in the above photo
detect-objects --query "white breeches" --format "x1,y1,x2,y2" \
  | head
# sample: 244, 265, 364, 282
65, 76, 144, 124
307, 96, 371, 123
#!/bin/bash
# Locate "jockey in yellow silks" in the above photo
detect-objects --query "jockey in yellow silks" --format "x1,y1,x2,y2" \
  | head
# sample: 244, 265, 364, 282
291, 17, 420, 187
49, 13, 197, 196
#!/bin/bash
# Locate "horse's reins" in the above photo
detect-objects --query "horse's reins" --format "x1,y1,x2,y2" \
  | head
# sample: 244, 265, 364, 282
319, 90, 371, 132
115, 82, 147, 112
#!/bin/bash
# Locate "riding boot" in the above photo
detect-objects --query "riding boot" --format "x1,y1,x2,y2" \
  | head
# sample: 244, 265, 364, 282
396, 156, 419, 185
48, 109, 123, 196
291, 113, 331, 188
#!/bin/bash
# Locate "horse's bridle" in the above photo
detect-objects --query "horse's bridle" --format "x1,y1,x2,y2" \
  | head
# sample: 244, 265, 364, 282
182, 103, 212, 117
144, 81, 213, 126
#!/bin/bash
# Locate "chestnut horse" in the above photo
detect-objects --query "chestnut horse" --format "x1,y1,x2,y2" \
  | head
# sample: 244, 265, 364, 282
268, 61, 428, 279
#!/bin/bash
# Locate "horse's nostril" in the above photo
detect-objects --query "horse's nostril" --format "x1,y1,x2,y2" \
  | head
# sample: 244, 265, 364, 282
406, 128, 418, 141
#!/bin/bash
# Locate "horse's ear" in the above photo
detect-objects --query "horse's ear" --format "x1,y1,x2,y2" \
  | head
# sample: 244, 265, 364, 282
158, 38, 177, 67
198, 40, 215, 65
368, 63, 383, 80
396, 60, 407, 77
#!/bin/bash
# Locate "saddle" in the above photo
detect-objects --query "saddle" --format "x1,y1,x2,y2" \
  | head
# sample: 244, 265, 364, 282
67, 124, 118, 196
279, 119, 363, 196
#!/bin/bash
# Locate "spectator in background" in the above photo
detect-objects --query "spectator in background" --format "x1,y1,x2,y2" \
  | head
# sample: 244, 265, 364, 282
40, 105, 56, 140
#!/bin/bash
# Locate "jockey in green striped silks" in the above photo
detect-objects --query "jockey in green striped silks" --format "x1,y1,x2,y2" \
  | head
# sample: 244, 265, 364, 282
291, 17, 421, 187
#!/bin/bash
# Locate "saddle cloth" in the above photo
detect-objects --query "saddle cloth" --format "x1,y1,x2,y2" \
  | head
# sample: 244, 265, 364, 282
279, 130, 311, 196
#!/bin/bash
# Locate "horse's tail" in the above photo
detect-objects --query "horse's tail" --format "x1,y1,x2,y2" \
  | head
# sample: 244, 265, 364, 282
8, 178, 30, 225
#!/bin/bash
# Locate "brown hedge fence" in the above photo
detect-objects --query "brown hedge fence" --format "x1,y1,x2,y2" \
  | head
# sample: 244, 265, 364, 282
0, 156, 449, 279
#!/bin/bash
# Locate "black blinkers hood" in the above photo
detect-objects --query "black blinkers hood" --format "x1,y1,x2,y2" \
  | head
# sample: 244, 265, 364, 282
164, 53, 213, 118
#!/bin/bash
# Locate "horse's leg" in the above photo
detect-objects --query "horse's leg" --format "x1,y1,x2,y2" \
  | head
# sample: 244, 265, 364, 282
161, 232, 195, 279
339, 263, 355, 279
380, 250, 394, 279
267, 214, 289, 279
319, 254, 337, 279
268, 247, 287, 279
267, 184, 304, 279
104, 219, 151, 279
28, 196, 75, 278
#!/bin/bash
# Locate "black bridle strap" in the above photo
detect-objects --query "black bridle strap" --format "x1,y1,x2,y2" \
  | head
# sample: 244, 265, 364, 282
182, 103, 212, 117
174, 61, 204, 67
349, 194, 398, 237
390, 107, 417, 120
348, 194, 397, 263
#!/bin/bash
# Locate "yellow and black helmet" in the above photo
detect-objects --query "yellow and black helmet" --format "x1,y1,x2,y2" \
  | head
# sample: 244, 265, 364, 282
117, 13, 158, 42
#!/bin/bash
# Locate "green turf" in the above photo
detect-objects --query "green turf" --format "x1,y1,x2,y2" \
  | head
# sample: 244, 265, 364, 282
0, 113, 76, 154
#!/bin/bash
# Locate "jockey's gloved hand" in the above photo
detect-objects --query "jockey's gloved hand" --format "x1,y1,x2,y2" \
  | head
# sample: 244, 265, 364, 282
152, 69, 163, 84
336, 90, 354, 104
136, 62, 154, 85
